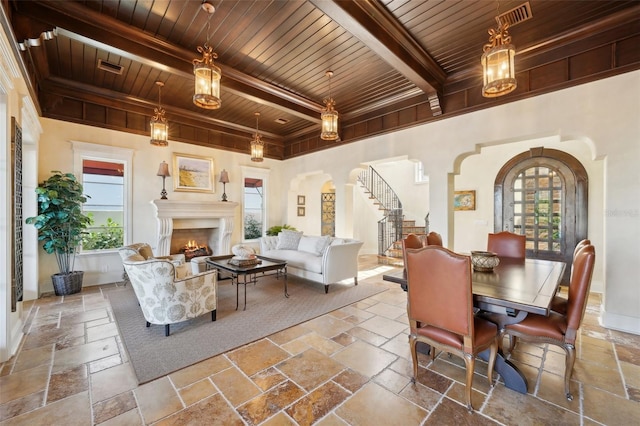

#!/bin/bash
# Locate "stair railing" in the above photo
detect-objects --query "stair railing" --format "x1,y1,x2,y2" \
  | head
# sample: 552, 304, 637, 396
357, 166, 403, 256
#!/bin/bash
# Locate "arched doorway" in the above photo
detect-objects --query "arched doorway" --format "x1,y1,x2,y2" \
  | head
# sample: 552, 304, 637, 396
494, 147, 588, 284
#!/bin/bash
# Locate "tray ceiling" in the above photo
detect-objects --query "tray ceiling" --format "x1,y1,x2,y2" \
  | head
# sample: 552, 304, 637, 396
5, 0, 640, 159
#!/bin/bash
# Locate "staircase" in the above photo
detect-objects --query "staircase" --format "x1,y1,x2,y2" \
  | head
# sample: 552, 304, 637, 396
358, 166, 429, 265
381, 219, 428, 266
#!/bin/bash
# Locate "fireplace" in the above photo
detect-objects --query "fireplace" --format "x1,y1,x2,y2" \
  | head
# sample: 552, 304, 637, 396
180, 242, 213, 261
171, 229, 214, 260
151, 199, 239, 257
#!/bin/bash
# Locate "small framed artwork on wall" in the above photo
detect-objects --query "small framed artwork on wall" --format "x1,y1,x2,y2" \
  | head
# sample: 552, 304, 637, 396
454, 190, 476, 211
297, 195, 306, 205
297, 207, 305, 216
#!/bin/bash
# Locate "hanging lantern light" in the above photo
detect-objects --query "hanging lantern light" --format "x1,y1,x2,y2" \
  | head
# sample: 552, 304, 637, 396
250, 112, 264, 162
193, 0, 221, 109
321, 71, 339, 141
150, 81, 168, 147
481, 17, 517, 98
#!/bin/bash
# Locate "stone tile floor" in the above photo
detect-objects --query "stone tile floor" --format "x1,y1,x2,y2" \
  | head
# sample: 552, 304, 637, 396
1, 255, 639, 425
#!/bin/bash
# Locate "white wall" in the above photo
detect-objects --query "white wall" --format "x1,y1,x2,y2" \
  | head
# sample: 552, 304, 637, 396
373, 159, 430, 227
286, 171, 333, 235
278, 71, 640, 335
453, 135, 605, 292
36, 118, 279, 291
347, 158, 429, 255
21, 71, 640, 336
0, 22, 42, 361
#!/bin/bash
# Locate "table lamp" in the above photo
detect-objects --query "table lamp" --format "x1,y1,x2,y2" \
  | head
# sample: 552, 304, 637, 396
157, 161, 170, 199
219, 169, 229, 201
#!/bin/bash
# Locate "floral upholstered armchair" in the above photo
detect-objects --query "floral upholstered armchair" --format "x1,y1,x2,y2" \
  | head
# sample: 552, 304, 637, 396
118, 242, 189, 279
118, 243, 217, 336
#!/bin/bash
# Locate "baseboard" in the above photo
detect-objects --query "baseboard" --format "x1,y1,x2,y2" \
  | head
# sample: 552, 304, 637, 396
2, 309, 25, 362
600, 304, 640, 335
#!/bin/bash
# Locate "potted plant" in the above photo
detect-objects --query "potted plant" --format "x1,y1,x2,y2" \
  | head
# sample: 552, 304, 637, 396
266, 224, 297, 236
26, 171, 92, 295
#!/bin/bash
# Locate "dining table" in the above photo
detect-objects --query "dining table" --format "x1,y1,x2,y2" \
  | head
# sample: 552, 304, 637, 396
383, 256, 566, 394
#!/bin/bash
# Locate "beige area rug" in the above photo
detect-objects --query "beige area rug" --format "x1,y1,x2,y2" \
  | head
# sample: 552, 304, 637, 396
107, 274, 388, 384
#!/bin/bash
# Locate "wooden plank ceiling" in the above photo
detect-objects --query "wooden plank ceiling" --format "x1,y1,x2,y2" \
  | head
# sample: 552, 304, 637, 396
5, 0, 640, 159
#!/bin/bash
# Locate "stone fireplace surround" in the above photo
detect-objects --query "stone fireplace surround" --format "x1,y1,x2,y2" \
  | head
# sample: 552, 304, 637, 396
151, 199, 239, 257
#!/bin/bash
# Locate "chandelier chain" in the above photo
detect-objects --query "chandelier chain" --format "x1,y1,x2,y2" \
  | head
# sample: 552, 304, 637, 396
206, 14, 212, 48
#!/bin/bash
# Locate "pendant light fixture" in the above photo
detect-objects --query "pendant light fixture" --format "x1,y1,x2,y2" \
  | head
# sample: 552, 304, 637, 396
193, 0, 221, 109
481, 14, 517, 98
150, 81, 168, 147
321, 70, 339, 141
250, 112, 264, 162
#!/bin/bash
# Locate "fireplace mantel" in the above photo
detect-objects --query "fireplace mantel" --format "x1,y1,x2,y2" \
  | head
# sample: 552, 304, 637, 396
151, 199, 239, 256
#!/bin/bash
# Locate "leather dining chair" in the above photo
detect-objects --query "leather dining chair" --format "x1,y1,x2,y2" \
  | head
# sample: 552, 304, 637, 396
503, 244, 595, 401
425, 231, 443, 246
550, 239, 591, 315
405, 246, 499, 411
487, 231, 526, 259
401, 233, 424, 281
403, 233, 424, 250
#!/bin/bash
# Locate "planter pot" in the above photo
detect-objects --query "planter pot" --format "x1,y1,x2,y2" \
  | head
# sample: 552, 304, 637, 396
51, 271, 84, 296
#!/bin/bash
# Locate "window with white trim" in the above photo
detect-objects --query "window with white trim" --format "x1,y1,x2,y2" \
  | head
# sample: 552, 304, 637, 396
71, 142, 133, 253
241, 166, 270, 241
414, 161, 429, 184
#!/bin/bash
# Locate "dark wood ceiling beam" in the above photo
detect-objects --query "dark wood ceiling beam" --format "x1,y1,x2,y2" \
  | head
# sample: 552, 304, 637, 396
446, 4, 640, 85
13, 0, 322, 122
342, 87, 424, 120
42, 76, 284, 140
310, 0, 445, 115
52, 28, 321, 126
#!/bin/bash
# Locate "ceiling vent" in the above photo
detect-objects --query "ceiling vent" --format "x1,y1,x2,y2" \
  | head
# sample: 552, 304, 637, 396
97, 59, 124, 75
497, 2, 533, 28
274, 118, 289, 125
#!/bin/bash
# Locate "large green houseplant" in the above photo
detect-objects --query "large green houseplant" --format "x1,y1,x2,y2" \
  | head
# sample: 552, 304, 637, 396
26, 171, 92, 295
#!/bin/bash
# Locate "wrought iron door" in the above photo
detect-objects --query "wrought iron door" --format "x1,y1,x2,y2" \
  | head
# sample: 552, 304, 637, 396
11, 117, 23, 311
495, 148, 588, 284
321, 192, 335, 237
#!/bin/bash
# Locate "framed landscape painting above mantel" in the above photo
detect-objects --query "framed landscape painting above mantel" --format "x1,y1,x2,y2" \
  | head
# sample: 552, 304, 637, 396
173, 153, 214, 193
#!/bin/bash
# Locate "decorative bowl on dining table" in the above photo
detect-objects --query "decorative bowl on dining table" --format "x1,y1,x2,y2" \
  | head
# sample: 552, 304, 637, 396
471, 251, 500, 272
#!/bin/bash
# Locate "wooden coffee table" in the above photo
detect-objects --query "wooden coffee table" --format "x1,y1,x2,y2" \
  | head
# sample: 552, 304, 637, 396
205, 255, 288, 310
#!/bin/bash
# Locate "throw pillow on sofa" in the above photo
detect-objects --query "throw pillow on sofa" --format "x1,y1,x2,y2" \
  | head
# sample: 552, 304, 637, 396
277, 229, 303, 250
298, 235, 331, 256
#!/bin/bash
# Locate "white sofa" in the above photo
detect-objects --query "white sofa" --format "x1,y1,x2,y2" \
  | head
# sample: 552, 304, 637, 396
260, 231, 363, 293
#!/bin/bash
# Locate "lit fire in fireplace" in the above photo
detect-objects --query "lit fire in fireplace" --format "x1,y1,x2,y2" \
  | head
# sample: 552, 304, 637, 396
179, 240, 212, 261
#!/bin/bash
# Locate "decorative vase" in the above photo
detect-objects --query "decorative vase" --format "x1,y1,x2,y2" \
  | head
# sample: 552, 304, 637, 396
51, 271, 84, 296
471, 251, 500, 272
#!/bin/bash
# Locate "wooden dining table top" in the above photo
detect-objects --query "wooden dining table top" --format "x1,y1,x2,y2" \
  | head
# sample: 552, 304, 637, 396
383, 257, 566, 317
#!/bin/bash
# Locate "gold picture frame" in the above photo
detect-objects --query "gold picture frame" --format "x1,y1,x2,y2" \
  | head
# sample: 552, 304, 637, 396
173, 153, 214, 193
454, 190, 476, 211
297, 207, 306, 216
297, 195, 306, 205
